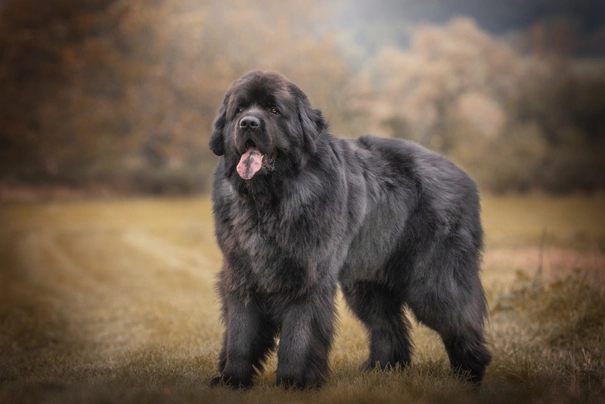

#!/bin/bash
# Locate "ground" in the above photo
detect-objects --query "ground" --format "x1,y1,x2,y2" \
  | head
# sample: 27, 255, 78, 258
0, 196, 604, 403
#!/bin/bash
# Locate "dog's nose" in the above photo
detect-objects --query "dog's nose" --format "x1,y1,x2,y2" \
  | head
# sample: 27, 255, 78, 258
239, 116, 260, 129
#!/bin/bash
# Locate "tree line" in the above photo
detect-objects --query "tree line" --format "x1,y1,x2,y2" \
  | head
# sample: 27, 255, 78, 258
0, 0, 603, 194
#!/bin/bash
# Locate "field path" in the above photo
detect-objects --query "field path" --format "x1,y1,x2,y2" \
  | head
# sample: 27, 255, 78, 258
0, 198, 224, 380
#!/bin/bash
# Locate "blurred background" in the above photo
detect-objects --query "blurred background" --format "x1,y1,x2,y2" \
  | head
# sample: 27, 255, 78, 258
1, 0, 604, 196
1, 3, 605, 401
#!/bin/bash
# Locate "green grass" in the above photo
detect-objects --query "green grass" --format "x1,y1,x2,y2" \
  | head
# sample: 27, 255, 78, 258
0, 196, 604, 403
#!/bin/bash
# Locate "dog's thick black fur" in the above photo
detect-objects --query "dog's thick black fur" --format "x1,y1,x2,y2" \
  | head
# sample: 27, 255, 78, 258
209, 71, 491, 389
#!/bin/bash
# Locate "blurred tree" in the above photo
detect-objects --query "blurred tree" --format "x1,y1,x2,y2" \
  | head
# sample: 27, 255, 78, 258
0, 0, 603, 194
346, 17, 605, 193
349, 19, 514, 148
0, 0, 351, 192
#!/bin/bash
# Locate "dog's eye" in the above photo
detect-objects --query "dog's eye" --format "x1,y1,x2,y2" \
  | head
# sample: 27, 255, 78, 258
236, 106, 244, 114
269, 107, 280, 115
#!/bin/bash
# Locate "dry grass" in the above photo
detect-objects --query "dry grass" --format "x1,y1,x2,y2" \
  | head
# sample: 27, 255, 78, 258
0, 196, 604, 403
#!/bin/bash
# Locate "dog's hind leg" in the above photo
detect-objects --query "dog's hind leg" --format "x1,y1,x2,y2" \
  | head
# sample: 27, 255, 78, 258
440, 326, 492, 384
406, 252, 491, 384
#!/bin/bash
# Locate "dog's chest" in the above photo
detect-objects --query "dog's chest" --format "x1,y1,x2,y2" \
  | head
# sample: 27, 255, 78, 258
231, 204, 281, 254
224, 202, 317, 292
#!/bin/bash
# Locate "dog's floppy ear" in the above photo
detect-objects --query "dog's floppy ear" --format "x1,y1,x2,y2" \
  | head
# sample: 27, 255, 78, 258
294, 86, 326, 154
209, 91, 231, 156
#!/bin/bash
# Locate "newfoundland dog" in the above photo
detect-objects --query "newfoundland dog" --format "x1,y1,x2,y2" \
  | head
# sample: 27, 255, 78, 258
209, 71, 491, 389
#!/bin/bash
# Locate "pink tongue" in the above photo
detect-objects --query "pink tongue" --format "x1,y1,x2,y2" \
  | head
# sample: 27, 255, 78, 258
237, 148, 263, 180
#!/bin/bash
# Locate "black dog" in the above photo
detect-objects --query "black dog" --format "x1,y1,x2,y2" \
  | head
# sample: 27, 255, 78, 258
209, 71, 491, 389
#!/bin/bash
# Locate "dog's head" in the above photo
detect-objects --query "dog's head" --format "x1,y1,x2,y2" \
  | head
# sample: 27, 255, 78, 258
209, 71, 326, 180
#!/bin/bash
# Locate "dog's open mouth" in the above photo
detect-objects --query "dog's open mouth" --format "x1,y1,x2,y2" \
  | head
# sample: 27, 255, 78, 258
236, 140, 275, 180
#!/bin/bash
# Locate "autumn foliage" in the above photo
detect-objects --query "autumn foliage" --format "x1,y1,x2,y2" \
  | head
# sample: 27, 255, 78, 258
0, 0, 603, 194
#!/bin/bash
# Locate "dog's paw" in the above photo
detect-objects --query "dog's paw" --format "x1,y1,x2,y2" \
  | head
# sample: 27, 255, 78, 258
210, 374, 253, 389
360, 359, 386, 371
276, 373, 323, 390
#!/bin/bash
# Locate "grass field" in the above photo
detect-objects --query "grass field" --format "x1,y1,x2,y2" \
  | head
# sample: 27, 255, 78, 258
0, 196, 604, 403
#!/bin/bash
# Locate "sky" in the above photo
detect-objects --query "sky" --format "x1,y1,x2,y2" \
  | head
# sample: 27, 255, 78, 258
334, 0, 605, 34
331, 0, 605, 57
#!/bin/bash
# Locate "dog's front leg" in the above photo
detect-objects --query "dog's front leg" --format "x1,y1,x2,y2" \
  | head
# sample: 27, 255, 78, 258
276, 282, 336, 389
211, 297, 276, 389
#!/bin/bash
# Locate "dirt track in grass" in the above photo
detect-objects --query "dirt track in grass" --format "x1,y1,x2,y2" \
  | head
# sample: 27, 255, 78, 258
1, 196, 604, 403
